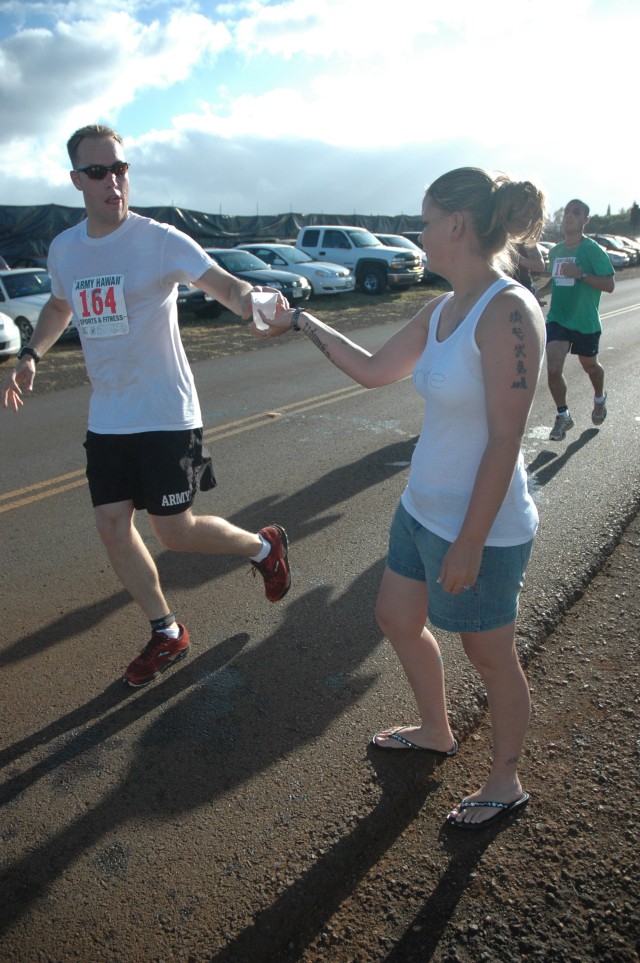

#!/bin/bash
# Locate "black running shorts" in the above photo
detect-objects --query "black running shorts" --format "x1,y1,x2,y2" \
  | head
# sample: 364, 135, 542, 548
84, 428, 216, 515
545, 321, 601, 358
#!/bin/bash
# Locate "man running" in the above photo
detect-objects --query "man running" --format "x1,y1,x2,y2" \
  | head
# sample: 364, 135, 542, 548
2, 123, 291, 688
545, 199, 615, 441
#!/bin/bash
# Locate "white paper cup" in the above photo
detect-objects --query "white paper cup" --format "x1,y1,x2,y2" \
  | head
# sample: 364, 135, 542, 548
251, 291, 278, 331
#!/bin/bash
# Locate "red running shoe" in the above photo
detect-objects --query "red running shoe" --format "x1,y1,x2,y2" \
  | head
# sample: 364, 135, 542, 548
123, 624, 190, 688
251, 525, 291, 602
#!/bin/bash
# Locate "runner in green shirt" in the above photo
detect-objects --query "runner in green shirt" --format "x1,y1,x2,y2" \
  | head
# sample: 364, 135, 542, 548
545, 199, 615, 441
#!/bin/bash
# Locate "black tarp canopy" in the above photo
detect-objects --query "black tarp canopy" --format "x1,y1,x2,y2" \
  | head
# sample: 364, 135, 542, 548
0, 204, 423, 266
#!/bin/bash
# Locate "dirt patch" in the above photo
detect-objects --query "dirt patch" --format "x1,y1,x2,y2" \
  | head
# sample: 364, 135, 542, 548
286, 513, 640, 962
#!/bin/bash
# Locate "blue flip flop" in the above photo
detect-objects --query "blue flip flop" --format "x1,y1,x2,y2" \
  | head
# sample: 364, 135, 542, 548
446, 791, 529, 830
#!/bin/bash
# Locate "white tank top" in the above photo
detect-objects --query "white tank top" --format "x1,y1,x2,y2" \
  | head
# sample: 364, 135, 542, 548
401, 277, 539, 547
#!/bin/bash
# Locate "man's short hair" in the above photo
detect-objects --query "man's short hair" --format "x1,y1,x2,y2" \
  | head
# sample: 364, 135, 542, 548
565, 198, 590, 217
67, 124, 123, 167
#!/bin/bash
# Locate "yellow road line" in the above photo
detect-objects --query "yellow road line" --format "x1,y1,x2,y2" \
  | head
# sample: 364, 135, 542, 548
203, 384, 368, 442
0, 383, 370, 514
0, 468, 85, 503
0, 478, 88, 513
2, 297, 638, 514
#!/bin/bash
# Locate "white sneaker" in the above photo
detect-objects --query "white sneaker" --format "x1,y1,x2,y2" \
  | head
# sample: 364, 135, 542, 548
592, 393, 607, 426
549, 413, 575, 441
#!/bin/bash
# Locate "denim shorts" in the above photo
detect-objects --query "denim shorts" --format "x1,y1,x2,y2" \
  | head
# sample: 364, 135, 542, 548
387, 502, 534, 634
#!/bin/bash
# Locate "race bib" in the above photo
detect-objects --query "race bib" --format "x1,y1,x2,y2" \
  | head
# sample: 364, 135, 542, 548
552, 257, 576, 287
72, 275, 129, 337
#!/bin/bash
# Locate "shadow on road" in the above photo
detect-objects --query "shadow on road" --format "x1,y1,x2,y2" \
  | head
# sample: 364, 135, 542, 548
526, 428, 599, 490
209, 750, 449, 963
0, 634, 250, 799
0, 437, 421, 937
0, 559, 384, 934
379, 813, 528, 963
0, 437, 416, 671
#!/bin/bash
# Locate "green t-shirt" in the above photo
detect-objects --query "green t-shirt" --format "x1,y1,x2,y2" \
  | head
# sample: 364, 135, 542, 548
547, 236, 614, 333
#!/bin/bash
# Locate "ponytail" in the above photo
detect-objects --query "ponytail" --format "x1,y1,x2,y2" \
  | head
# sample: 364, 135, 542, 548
426, 167, 547, 258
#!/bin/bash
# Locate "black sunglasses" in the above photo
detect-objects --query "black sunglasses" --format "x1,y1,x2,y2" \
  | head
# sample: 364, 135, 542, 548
74, 161, 130, 180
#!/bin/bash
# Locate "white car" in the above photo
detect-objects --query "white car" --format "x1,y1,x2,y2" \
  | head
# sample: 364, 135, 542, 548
0, 268, 78, 344
0, 309, 21, 360
595, 243, 628, 269
237, 243, 355, 296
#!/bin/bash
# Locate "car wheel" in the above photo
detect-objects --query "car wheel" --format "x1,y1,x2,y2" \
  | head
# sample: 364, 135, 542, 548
16, 317, 33, 346
359, 266, 387, 295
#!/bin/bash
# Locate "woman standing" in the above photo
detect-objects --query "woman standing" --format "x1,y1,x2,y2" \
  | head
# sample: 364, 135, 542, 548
258, 168, 546, 829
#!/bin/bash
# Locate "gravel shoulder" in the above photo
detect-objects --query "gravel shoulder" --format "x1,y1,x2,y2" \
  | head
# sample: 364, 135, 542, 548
287, 513, 640, 963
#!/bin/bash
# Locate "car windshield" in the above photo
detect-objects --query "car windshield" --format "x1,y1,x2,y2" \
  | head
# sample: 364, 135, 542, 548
347, 229, 383, 249
276, 247, 311, 264
380, 235, 415, 250
211, 250, 269, 272
601, 236, 625, 251
2, 270, 52, 298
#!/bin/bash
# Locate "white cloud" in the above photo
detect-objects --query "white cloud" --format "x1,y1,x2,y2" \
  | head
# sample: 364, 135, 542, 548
0, 0, 638, 217
0, 6, 230, 159
0, 7, 229, 109
231, 0, 551, 60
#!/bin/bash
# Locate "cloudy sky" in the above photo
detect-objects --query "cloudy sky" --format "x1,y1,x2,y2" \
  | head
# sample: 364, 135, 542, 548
0, 0, 637, 220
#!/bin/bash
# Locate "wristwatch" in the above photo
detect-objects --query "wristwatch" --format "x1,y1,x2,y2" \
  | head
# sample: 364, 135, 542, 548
17, 345, 41, 364
291, 306, 303, 331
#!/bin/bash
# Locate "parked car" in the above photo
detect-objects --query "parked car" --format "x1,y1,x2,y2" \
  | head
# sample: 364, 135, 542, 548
176, 282, 220, 318
592, 234, 636, 266
607, 235, 640, 265
236, 243, 354, 296
0, 268, 78, 344
375, 233, 442, 283
203, 248, 312, 304
617, 235, 640, 262
0, 309, 21, 360
595, 243, 628, 269
401, 231, 423, 247
6, 256, 49, 269
295, 226, 423, 294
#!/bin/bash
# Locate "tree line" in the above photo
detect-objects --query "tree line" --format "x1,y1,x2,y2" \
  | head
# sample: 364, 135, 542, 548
546, 202, 640, 240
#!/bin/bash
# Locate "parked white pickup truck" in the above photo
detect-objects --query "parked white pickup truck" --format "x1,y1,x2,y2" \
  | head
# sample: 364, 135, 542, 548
295, 225, 424, 295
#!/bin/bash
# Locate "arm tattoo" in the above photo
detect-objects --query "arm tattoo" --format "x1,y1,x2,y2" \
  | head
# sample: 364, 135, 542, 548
509, 309, 528, 389
301, 319, 332, 360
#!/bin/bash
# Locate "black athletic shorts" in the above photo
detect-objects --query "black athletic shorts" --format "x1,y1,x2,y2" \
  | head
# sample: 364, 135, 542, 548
546, 321, 601, 358
84, 428, 216, 515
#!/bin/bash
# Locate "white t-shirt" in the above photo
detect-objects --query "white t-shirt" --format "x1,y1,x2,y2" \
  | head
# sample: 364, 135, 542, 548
48, 212, 214, 433
401, 278, 540, 547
